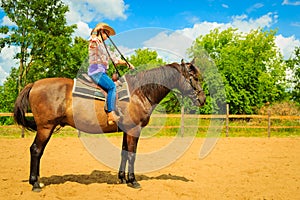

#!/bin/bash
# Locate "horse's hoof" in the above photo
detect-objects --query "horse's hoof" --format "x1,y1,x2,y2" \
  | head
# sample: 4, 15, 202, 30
32, 185, 42, 192
32, 187, 42, 192
117, 178, 126, 184
127, 181, 141, 189
32, 182, 43, 192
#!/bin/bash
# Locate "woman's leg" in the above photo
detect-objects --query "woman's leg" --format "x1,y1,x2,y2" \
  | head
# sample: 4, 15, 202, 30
91, 72, 117, 112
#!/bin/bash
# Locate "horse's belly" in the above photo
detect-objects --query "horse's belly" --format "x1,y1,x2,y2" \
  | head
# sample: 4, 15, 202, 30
71, 96, 118, 133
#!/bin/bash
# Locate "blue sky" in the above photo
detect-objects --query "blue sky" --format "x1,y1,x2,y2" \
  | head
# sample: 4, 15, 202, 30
107, 0, 300, 38
1, 0, 300, 84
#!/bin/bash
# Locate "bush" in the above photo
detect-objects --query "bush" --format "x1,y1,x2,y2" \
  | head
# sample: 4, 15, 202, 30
258, 101, 300, 116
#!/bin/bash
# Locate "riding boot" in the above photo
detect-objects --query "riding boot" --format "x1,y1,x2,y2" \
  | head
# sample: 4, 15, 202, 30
107, 111, 120, 125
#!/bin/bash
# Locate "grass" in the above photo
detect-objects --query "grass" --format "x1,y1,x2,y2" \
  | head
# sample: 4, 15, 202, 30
1, 116, 299, 139
0, 126, 78, 139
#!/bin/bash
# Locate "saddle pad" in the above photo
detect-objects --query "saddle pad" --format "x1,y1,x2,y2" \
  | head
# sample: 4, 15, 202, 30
72, 76, 130, 101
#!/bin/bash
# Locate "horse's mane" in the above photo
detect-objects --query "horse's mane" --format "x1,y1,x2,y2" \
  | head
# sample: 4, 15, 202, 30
125, 62, 188, 95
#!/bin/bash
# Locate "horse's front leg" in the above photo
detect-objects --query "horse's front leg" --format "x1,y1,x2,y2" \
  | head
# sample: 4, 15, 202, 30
118, 132, 128, 184
121, 127, 140, 188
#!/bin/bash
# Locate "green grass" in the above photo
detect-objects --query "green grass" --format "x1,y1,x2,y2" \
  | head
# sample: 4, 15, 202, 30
0, 126, 78, 139
0, 116, 299, 139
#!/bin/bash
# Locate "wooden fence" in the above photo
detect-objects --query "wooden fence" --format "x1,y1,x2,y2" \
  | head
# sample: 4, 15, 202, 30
150, 113, 300, 137
1, 111, 300, 138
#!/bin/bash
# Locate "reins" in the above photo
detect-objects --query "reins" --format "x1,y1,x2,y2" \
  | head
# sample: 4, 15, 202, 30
104, 31, 132, 67
100, 30, 132, 77
99, 32, 121, 77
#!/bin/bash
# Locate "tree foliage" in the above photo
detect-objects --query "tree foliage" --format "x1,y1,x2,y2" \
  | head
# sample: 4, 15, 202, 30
0, 68, 18, 124
0, 0, 89, 124
0, 0, 76, 91
128, 48, 165, 70
286, 46, 300, 104
189, 28, 288, 114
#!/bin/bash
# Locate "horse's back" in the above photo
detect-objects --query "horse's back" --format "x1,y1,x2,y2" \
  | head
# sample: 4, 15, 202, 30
31, 78, 73, 96
29, 78, 74, 126
30, 77, 73, 102
33, 77, 73, 88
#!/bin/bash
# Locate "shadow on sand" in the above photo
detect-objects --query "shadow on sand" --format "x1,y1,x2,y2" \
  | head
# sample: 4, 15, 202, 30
38, 170, 192, 186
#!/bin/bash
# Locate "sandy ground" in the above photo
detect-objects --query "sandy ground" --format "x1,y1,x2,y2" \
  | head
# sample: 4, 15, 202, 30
0, 136, 299, 200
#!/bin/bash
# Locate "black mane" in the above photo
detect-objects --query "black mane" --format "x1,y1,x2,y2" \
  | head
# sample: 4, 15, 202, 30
125, 62, 191, 104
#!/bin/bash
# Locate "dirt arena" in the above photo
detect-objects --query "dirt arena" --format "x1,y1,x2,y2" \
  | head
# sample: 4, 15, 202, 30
0, 136, 299, 200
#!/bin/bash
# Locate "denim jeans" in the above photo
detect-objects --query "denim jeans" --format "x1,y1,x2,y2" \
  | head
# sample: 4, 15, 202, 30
90, 72, 116, 112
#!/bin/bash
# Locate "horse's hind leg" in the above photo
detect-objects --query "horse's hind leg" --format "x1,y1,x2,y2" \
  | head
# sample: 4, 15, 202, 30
29, 126, 54, 192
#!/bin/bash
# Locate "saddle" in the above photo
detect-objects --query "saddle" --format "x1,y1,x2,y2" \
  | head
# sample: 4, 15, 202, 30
72, 73, 130, 102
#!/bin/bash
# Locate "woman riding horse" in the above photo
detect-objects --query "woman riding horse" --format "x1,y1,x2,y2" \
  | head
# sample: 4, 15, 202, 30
88, 22, 134, 125
14, 56, 205, 191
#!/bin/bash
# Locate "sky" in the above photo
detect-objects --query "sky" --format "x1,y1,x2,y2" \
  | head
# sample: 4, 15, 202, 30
0, 0, 300, 84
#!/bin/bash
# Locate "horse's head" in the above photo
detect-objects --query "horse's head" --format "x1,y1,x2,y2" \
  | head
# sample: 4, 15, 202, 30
177, 59, 206, 106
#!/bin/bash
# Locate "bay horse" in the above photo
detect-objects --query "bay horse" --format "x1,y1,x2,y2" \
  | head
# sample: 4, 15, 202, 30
13, 60, 205, 192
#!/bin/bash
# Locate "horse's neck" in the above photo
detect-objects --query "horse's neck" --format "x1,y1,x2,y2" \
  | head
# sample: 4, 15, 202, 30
126, 66, 179, 105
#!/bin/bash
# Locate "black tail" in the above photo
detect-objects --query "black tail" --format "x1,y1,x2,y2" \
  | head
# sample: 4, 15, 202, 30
13, 83, 37, 131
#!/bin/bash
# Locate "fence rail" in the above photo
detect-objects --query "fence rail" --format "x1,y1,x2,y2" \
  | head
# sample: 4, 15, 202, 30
1, 112, 300, 138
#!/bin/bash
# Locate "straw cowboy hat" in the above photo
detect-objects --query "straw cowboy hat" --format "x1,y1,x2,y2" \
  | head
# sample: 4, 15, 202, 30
92, 22, 116, 36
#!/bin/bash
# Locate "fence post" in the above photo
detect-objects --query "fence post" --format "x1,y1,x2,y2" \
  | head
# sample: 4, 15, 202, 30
180, 106, 184, 137
21, 127, 25, 138
268, 110, 271, 137
226, 104, 229, 137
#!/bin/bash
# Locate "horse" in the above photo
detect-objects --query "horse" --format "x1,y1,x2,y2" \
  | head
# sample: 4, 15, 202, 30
13, 59, 206, 192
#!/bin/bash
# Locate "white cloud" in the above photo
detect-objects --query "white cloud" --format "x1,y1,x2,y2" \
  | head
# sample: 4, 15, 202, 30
291, 22, 300, 27
0, 46, 19, 85
282, 0, 300, 5
118, 45, 135, 55
222, 4, 229, 9
231, 12, 277, 32
246, 3, 264, 13
178, 21, 230, 40
1, 15, 16, 26
178, 12, 277, 39
275, 34, 300, 59
0, 67, 9, 85
63, 0, 128, 38
72, 21, 91, 38
143, 12, 297, 62
143, 31, 194, 61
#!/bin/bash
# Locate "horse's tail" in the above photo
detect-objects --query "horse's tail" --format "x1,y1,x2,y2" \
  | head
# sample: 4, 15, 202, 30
13, 83, 37, 131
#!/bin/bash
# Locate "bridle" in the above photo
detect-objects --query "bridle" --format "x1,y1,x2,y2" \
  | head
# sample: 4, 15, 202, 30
184, 64, 204, 101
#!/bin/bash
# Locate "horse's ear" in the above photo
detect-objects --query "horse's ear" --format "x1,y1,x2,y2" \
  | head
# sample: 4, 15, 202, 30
181, 59, 185, 65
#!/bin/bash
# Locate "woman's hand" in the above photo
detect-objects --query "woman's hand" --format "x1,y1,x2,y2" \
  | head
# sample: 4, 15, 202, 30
117, 60, 135, 70
127, 62, 135, 70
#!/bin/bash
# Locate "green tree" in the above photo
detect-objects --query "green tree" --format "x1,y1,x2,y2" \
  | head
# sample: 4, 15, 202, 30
189, 28, 287, 114
0, 68, 18, 124
129, 48, 165, 70
286, 46, 300, 104
26, 36, 88, 81
0, 0, 76, 92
